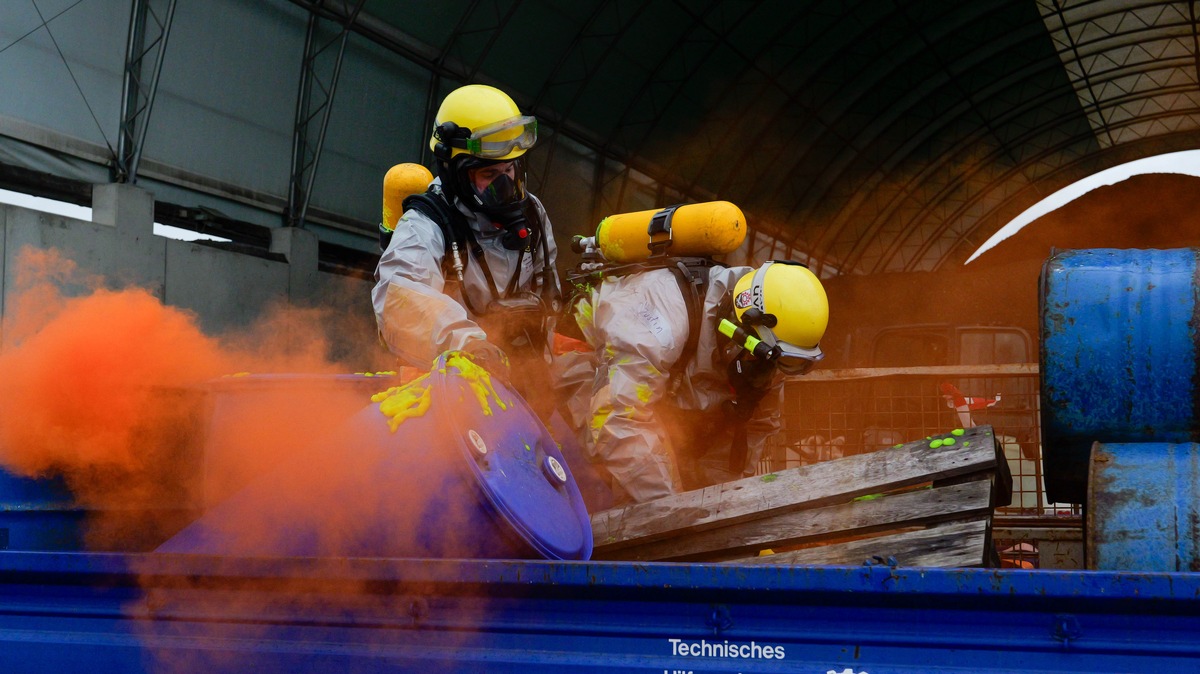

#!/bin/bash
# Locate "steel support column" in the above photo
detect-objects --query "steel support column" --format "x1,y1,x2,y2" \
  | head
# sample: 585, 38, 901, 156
114, 0, 176, 184
285, 0, 366, 229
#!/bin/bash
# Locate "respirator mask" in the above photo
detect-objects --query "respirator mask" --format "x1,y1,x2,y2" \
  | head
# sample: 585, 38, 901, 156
455, 156, 535, 251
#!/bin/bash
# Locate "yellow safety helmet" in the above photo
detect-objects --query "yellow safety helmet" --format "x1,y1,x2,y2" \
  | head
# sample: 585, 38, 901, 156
429, 84, 537, 162
428, 84, 538, 230
731, 261, 828, 374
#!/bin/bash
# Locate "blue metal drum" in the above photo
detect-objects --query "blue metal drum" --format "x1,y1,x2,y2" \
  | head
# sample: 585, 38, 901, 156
1039, 248, 1200, 504
0, 472, 84, 551
1089, 441, 1200, 571
159, 356, 594, 560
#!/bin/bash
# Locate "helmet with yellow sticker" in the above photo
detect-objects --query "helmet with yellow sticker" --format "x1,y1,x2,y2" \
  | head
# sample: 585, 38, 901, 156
730, 261, 828, 375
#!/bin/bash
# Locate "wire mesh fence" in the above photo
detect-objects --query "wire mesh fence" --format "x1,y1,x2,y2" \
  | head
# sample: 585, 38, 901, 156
761, 365, 1080, 519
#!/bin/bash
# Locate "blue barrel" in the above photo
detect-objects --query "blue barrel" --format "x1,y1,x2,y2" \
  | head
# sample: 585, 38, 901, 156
1040, 248, 1200, 504
0, 386, 205, 552
1088, 441, 1200, 571
158, 356, 594, 560
0, 472, 85, 551
193, 373, 390, 509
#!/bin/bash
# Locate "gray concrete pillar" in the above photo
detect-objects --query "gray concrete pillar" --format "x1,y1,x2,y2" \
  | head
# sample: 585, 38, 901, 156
92, 182, 154, 233
91, 183, 165, 296
269, 226, 320, 303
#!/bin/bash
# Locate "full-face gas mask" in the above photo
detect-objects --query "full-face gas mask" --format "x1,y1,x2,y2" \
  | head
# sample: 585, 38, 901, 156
453, 155, 534, 250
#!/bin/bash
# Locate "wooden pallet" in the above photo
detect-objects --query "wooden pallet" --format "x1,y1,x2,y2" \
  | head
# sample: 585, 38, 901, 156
591, 425, 1012, 567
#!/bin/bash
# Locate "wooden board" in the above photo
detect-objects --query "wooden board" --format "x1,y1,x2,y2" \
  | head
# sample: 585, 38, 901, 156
732, 519, 990, 568
596, 479, 993, 562
592, 425, 1001, 552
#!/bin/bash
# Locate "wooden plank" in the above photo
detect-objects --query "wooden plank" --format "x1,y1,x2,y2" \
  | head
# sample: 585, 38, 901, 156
992, 526, 1084, 543
794, 363, 1038, 382
732, 519, 990, 568
592, 425, 1000, 551
934, 434, 1011, 508
596, 479, 993, 562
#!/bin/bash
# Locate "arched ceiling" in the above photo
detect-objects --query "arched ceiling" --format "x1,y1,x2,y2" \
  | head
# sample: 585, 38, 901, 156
4, 1, 1200, 277
318, 0, 1200, 275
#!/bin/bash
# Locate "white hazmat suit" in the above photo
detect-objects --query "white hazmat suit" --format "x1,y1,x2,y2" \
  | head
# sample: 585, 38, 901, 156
576, 264, 782, 503
372, 180, 559, 369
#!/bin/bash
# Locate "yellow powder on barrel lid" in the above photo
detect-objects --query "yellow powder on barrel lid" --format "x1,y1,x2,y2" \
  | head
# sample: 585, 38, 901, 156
372, 351, 512, 432
443, 351, 511, 416
372, 372, 433, 432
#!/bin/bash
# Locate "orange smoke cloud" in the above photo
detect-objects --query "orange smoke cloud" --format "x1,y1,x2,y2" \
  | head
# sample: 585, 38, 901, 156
0, 291, 229, 475
0, 247, 398, 550
0, 251, 233, 477
0, 247, 544, 670
0, 244, 588, 570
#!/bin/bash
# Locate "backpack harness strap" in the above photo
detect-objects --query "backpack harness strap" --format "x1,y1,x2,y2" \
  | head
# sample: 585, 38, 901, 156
401, 189, 505, 315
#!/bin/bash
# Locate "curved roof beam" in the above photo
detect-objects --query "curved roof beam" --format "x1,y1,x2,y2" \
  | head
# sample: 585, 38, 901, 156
944, 127, 1200, 265
115, 0, 177, 184
905, 110, 1200, 272
615, 0, 769, 196
601, 2, 722, 175
679, 4, 882, 253
772, 2, 1035, 275
855, 10, 1200, 271
787, 3, 1190, 269
669, 2, 817, 198
527, 0, 653, 196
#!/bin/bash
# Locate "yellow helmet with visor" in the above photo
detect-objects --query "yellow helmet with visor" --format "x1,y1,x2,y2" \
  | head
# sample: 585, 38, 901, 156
730, 261, 828, 375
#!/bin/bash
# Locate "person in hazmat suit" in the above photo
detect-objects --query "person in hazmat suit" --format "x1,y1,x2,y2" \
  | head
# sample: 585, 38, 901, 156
574, 259, 829, 504
373, 84, 561, 408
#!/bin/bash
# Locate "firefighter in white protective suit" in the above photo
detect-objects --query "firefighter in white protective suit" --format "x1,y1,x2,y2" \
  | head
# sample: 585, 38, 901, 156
372, 84, 561, 406
574, 260, 829, 504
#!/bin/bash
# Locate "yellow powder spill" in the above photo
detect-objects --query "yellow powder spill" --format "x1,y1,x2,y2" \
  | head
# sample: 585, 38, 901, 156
371, 351, 510, 432
372, 372, 433, 432
574, 297, 594, 331
590, 406, 611, 433
443, 351, 510, 416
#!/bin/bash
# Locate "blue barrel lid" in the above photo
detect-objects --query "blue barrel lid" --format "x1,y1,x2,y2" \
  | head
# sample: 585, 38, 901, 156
429, 356, 593, 561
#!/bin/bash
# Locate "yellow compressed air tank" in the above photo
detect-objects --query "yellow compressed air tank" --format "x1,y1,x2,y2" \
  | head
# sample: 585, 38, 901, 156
381, 163, 434, 232
594, 201, 746, 263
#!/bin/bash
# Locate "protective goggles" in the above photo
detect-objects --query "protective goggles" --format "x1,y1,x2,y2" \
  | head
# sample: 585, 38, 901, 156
756, 329, 823, 376
740, 261, 824, 375
459, 115, 538, 159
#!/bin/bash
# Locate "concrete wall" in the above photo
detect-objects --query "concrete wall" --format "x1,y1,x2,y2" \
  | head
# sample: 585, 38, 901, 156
0, 184, 385, 368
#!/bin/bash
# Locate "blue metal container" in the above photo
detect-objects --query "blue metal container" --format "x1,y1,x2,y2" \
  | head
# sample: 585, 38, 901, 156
1039, 248, 1200, 504
3, 551, 1200, 673
1088, 441, 1200, 571
0, 472, 84, 551
0, 387, 205, 552
159, 357, 594, 560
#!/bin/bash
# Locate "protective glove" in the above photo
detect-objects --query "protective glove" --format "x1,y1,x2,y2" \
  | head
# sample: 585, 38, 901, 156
726, 352, 776, 412
462, 339, 511, 384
